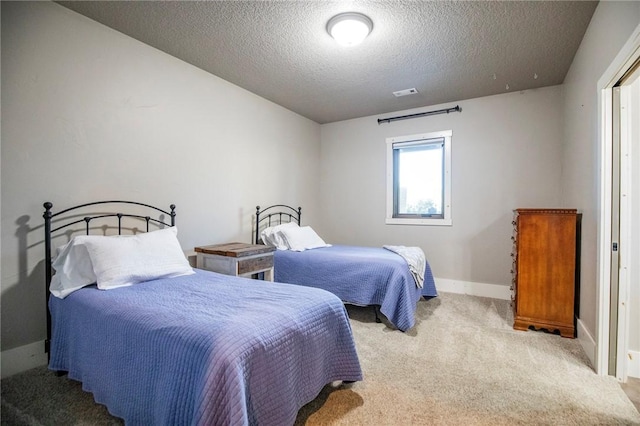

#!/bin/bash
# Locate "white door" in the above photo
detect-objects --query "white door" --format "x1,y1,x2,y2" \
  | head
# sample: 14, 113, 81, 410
615, 64, 640, 381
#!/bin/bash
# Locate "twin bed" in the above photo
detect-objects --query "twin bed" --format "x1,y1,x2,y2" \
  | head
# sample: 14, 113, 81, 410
255, 204, 438, 332
44, 201, 362, 425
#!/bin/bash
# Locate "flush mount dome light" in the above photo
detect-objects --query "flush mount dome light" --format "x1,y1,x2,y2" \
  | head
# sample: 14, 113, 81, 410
327, 12, 373, 47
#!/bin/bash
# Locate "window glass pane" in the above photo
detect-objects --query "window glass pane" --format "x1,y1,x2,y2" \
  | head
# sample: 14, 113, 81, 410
395, 143, 443, 216
386, 130, 451, 226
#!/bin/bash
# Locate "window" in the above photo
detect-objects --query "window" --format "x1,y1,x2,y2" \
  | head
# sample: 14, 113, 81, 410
386, 130, 452, 226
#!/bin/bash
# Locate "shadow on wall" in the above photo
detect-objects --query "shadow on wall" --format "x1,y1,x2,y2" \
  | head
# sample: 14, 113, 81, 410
2, 203, 179, 359
1, 215, 47, 352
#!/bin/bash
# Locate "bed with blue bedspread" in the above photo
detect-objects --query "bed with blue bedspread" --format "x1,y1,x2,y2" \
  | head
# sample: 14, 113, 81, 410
44, 201, 362, 426
275, 245, 436, 332
49, 270, 362, 425
255, 205, 438, 332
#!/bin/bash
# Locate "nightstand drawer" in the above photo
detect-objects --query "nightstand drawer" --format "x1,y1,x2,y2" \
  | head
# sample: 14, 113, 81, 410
238, 255, 273, 275
194, 242, 275, 281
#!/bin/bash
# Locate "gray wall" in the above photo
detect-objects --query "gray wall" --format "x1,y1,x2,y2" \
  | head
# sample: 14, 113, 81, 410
318, 87, 564, 287
1, 1, 321, 352
561, 1, 640, 349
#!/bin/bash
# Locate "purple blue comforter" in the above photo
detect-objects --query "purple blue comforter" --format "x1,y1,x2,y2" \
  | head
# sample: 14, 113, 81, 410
49, 269, 362, 425
274, 245, 437, 332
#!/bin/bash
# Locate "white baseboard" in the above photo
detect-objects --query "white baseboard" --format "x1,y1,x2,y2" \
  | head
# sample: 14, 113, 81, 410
1, 340, 48, 379
435, 278, 511, 300
577, 318, 597, 370
628, 350, 640, 378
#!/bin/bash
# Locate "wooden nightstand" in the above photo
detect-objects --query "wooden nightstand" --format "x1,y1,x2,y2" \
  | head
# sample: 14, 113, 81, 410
194, 242, 276, 281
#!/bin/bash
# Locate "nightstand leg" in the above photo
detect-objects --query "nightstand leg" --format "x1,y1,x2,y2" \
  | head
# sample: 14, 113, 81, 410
264, 268, 274, 282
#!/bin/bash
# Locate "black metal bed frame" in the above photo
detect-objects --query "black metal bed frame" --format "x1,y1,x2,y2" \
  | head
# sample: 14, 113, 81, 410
254, 204, 301, 245
43, 200, 176, 354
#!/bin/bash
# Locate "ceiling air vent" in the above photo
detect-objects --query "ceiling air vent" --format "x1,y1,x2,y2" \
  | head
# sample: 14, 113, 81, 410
393, 88, 418, 97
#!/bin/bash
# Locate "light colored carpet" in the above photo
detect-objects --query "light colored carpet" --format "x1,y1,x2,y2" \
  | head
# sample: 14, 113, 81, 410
2, 292, 639, 425
296, 293, 640, 424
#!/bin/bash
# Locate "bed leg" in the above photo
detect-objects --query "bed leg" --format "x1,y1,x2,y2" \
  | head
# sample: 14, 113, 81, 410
373, 306, 381, 323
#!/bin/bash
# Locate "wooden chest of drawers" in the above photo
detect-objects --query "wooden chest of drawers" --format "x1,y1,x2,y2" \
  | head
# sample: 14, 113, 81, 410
511, 209, 581, 338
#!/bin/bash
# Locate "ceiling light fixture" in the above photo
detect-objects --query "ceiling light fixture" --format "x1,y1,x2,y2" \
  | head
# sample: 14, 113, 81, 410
327, 12, 373, 47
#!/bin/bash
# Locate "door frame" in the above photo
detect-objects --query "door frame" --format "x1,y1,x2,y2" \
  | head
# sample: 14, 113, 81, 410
596, 23, 640, 377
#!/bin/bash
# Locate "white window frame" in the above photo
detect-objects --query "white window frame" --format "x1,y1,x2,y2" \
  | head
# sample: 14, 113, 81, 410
386, 130, 452, 226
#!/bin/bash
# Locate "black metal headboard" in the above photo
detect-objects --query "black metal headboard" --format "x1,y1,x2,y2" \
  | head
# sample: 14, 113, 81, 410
254, 205, 301, 245
43, 200, 176, 353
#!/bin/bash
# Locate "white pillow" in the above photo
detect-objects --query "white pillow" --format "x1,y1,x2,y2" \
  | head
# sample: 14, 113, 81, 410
261, 221, 298, 250
279, 226, 330, 252
79, 227, 194, 290
50, 238, 97, 298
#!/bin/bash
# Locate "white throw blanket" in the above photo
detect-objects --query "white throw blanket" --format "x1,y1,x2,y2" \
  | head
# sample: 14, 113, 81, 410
383, 245, 425, 289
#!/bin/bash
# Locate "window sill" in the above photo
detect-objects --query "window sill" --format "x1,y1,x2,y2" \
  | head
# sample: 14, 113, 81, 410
385, 217, 452, 226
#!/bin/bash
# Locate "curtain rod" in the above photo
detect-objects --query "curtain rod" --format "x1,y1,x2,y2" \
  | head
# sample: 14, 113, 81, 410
377, 105, 461, 125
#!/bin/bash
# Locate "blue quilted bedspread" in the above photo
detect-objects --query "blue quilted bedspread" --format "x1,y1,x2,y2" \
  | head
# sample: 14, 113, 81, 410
274, 245, 437, 332
49, 269, 362, 425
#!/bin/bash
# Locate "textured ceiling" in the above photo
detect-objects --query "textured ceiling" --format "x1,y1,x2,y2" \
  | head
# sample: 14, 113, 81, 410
57, 1, 598, 124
